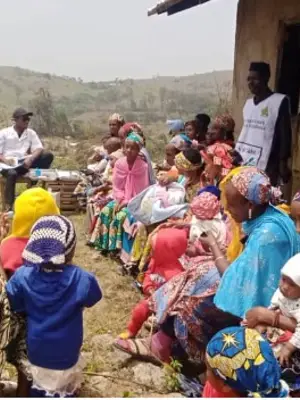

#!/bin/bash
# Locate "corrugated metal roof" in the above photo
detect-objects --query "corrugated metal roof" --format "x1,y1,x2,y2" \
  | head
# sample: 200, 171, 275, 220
148, 0, 211, 17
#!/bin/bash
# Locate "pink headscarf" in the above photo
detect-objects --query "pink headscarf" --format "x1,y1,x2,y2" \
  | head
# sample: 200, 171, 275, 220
190, 192, 220, 220
201, 142, 233, 177
112, 157, 150, 204
119, 122, 143, 140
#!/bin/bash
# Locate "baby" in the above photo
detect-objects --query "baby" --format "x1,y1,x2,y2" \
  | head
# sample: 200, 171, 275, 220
268, 254, 300, 365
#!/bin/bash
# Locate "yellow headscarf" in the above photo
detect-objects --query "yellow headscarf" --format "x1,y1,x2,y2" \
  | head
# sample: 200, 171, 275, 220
7, 188, 60, 239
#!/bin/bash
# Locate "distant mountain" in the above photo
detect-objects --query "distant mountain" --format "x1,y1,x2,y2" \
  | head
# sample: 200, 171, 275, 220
0, 66, 232, 124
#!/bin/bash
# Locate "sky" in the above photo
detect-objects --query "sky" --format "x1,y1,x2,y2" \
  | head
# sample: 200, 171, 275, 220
0, 0, 238, 81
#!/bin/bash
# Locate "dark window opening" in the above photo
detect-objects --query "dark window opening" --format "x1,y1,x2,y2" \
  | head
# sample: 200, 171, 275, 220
277, 24, 300, 116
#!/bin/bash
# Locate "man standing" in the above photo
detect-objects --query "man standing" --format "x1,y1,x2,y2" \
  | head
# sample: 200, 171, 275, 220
0, 108, 54, 210
236, 62, 292, 186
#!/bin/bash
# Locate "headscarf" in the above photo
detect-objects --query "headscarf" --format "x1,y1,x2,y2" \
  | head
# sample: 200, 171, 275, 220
23, 215, 76, 267
231, 167, 274, 205
206, 327, 289, 398
213, 113, 235, 134
201, 142, 234, 177
197, 185, 221, 200
189, 192, 226, 246
143, 228, 187, 294
190, 191, 220, 220
119, 122, 143, 140
109, 113, 125, 124
167, 119, 185, 132
169, 134, 192, 151
125, 132, 144, 149
175, 151, 202, 172
281, 253, 300, 287
7, 188, 60, 239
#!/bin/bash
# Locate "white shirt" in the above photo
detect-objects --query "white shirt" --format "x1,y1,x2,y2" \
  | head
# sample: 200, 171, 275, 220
0, 126, 43, 159
270, 288, 300, 349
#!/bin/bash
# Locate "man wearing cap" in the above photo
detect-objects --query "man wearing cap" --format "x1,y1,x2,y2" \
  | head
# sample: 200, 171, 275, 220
0, 108, 54, 210
236, 62, 292, 186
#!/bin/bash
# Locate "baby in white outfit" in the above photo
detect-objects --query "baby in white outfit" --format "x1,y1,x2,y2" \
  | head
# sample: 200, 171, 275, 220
269, 254, 300, 364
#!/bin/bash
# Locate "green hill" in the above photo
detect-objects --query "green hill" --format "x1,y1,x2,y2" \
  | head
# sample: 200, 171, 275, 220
0, 66, 232, 127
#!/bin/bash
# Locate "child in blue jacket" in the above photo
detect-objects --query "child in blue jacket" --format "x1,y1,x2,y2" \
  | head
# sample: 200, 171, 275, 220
6, 215, 102, 398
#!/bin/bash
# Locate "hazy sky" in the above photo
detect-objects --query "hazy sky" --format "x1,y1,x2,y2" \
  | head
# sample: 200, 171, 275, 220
0, 0, 238, 81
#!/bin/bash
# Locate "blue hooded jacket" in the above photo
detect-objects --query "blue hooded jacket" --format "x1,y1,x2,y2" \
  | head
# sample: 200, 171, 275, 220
6, 264, 102, 370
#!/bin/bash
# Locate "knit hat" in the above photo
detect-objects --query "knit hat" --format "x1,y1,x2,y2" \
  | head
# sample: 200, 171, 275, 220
281, 254, 300, 287
23, 215, 76, 267
9, 188, 60, 239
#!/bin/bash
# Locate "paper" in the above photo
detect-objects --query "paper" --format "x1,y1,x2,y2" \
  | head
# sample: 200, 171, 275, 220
0, 157, 25, 171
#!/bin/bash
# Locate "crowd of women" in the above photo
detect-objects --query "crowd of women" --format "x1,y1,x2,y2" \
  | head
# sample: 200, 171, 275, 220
74, 112, 300, 397
0, 110, 300, 397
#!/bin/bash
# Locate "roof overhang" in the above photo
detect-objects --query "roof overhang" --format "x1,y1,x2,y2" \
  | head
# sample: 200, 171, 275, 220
148, 0, 211, 17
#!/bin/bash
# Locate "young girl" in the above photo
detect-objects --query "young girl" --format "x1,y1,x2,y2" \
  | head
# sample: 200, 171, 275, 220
118, 228, 188, 339
94, 132, 150, 254
6, 215, 102, 398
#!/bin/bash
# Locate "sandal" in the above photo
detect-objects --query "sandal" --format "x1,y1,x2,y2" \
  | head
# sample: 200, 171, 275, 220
144, 315, 158, 332
113, 338, 162, 366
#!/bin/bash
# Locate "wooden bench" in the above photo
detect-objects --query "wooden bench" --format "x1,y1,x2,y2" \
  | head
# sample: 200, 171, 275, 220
0, 175, 81, 214
0, 176, 33, 211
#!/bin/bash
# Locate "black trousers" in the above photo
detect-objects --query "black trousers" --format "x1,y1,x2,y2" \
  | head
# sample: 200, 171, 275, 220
1, 151, 54, 209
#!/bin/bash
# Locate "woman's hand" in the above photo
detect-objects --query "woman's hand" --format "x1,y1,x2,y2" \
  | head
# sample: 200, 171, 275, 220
279, 342, 295, 366
198, 232, 217, 248
245, 307, 272, 328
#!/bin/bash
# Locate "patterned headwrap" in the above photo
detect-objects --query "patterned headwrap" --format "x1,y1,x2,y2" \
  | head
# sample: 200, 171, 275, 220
206, 327, 289, 398
23, 215, 76, 267
190, 191, 220, 220
119, 122, 143, 140
125, 132, 144, 149
175, 152, 201, 172
170, 134, 192, 151
197, 185, 221, 200
231, 167, 273, 205
213, 113, 235, 133
201, 143, 234, 177
109, 113, 125, 124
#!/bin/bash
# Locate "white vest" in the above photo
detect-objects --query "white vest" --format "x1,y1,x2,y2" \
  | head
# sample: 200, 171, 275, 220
236, 93, 286, 170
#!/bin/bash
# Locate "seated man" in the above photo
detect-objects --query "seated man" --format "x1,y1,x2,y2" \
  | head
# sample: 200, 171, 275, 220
0, 108, 54, 210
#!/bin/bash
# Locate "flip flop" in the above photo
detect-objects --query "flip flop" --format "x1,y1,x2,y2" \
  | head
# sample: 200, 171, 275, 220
113, 338, 162, 366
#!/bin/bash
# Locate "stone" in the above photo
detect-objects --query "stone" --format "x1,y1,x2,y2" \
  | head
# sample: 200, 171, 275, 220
132, 363, 166, 392
90, 333, 114, 351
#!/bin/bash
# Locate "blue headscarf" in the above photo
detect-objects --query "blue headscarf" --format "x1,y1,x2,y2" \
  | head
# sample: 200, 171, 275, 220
197, 185, 221, 200
206, 327, 289, 398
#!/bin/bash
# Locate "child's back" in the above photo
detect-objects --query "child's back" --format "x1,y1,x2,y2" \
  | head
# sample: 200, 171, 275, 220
5, 215, 102, 398
7, 263, 101, 370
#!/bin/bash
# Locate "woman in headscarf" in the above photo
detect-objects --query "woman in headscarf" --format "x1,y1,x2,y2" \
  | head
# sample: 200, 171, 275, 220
114, 188, 238, 364
206, 113, 235, 147
204, 326, 289, 398
94, 133, 150, 254
118, 122, 156, 185
113, 168, 299, 367
174, 148, 203, 202
108, 113, 125, 137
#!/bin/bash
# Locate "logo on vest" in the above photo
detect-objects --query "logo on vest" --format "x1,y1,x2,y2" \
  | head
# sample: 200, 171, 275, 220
261, 106, 269, 117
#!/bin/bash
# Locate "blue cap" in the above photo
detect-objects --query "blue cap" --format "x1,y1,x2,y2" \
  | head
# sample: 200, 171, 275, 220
166, 119, 185, 132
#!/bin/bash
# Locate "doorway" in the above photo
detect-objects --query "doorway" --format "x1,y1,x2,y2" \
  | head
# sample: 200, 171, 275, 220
277, 23, 300, 197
